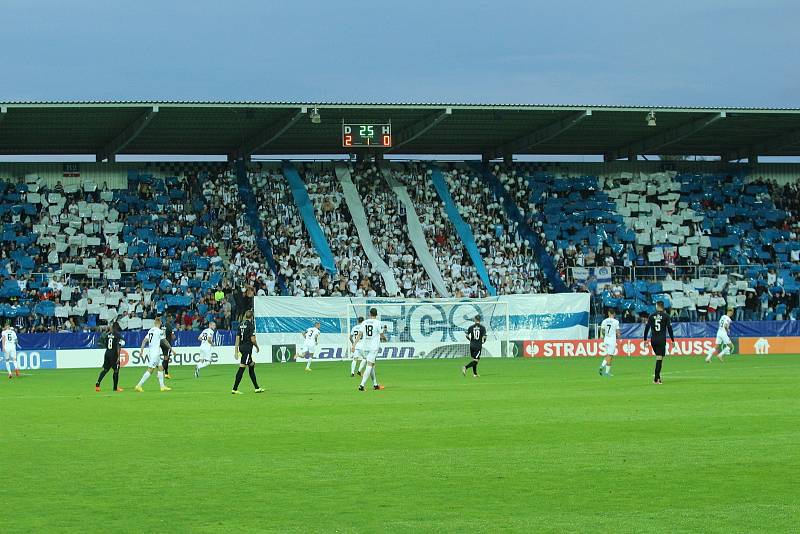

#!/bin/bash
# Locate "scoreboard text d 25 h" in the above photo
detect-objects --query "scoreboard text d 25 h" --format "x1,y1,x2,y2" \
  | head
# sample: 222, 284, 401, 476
342, 123, 391, 148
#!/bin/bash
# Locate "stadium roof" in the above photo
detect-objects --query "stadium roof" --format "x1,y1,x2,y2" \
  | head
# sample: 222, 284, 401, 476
1, 101, 800, 161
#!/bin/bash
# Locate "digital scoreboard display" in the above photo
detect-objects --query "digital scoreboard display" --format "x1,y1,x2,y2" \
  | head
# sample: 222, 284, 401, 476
342, 123, 391, 148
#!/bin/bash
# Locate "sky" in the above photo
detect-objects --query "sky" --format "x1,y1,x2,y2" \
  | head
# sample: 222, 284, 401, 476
1, 0, 799, 107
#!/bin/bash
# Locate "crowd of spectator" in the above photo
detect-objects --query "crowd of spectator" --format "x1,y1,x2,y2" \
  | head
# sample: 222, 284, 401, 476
248, 168, 327, 297
440, 166, 550, 294
2, 163, 797, 334
301, 165, 387, 297
0, 168, 260, 333
388, 165, 485, 297
350, 164, 436, 298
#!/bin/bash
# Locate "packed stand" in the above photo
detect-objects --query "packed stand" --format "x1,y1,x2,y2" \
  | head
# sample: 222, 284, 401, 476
0, 170, 243, 333
205, 167, 281, 299
388, 164, 486, 298
441, 166, 550, 294
298, 164, 387, 297
595, 171, 800, 322
350, 164, 434, 298
247, 167, 333, 297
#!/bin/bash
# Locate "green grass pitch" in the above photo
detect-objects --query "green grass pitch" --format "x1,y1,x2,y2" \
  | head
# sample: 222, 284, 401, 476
4, 355, 799, 533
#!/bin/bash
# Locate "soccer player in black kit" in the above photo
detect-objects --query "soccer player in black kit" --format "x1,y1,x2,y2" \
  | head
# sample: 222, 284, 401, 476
462, 315, 487, 377
643, 301, 675, 384
231, 310, 264, 394
95, 322, 124, 392
161, 314, 176, 379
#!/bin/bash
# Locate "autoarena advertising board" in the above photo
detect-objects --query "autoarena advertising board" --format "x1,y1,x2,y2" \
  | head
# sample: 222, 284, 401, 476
519, 338, 717, 358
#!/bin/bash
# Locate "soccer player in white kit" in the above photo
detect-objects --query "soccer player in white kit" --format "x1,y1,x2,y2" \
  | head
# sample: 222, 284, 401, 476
354, 307, 386, 391
195, 321, 216, 378
299, 321, 321, 371
599, 309, 620, 377
350, 316, 367, 377
2, 323, 20, 378
134, 317, 173, 392
706, 308, 734, 363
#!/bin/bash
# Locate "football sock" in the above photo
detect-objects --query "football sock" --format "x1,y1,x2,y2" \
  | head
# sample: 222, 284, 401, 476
96, 368, 109, 386
157, 371, 165, 388
5, 361, 10, 374
472, 362, 479, 376
654, 359, 663, 380
371, 367, 378, 386
360, 367, 371, 388
351, 359, 357, 374
719, 346, 731, 357
305, 357, 312, 370
248, 366, 260, 388
112, 370, 119, 390
358, 359, 367, 373
163, 360, 170, 374
233, 367, 245, 390
137, 370, 151, 387
605, 365, 612, 375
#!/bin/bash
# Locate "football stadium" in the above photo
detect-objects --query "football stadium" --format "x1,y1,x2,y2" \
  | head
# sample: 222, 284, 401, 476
3, 4, 800, 534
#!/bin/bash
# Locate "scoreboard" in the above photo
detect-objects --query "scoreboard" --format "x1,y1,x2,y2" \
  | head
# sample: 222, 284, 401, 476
342, 123, 391, 148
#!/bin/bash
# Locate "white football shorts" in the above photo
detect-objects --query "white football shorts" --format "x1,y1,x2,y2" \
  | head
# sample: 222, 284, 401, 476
147, 349, 163, 368
4, 349, 16, 361
200, 345, 212, 361
603, 340, 617, 356
364, 348, 380, 363
302, 342, 317, 356
715, 329, 731, 346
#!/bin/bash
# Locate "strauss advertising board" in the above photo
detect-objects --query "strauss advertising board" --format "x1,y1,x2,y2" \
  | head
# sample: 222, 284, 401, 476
514, 338, 717, 358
